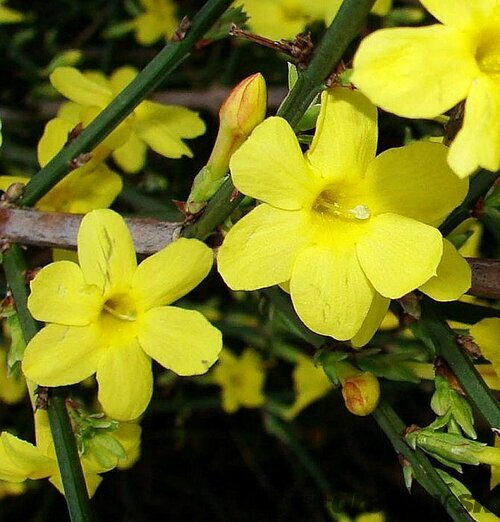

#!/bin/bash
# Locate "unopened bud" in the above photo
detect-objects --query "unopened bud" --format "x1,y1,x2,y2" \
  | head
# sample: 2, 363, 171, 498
187, 73, 267, 212
218, 72, 267, 136
341, 371, 380, 416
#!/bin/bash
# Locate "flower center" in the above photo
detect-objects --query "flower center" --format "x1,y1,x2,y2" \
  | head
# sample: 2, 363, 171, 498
312, 187, 371, 222
476, 29, 500, 77
102, 293, 137, 322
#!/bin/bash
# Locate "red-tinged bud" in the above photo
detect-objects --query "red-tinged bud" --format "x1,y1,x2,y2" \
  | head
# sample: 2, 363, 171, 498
341, 371, 380, 417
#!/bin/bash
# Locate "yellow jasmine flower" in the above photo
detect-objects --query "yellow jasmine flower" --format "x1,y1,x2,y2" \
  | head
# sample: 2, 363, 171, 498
281, 356, 332, 420
235, 0, 324, 40
218, 87, 470, 343
50, 66, 206, 174
0, 349, 25, 405
212, 348, 265, 413
0, 410, 140, 496
22, 209, 222, 421
131, 0, 178, 45
352, 1, 500, 178
0, 1, 24, 24
236, 0, 391, 41
0, 118, 122, 213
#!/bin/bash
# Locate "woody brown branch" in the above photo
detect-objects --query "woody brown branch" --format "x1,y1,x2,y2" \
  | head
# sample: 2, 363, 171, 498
1, 207, 499, 300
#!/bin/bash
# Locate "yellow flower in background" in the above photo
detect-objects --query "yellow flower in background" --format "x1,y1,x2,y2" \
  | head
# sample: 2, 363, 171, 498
352, 1, 500, 178
281, 356, 332, 420
50, 66, 206, 174
218, 87, 470, 344
322, 0, 392, 24
0, 349, 25, 405
0, 410, 140, 496
0, 1, 24, 24
22, 209, 222, 421
213, 348, 265, 413
0, 116, 122, 214
236, 0, 391, 41
132, 0, 178, 45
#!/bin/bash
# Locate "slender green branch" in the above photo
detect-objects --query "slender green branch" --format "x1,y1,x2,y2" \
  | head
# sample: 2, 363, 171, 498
48, 389, 94, 522
2, 246, 94, 521
372, 401, 474, 522
440, 170, 498, 236
183, 179, 244, 240
410, 299, 500, 430
19, 0, 233, 207
184, 0, 375, 238
2, 245, 40, 343
277, 0, 376, 127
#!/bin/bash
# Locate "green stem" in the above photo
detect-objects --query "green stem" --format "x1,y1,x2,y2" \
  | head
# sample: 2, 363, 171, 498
48, 389, 94, 522
2, 245, 40, 343
2, 246, 94, 521
372, 401, 474, 522
411, 299, 500, 430
277, 0, 375, 128
184, 0, 375, 238
19, 0, 233, 207
440, 170, 498, 236
183, 178, 244, 240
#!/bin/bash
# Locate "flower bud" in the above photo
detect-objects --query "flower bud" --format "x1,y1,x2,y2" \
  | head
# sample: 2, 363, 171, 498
341, 371, 380, 416
187, 73, 267, 212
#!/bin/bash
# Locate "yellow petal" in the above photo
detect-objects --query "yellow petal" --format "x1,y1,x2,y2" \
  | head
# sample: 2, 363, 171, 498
470, 319, 500, 376
0, 433, 55, 481
112, 132, 147, 174
133, 238, 213, 311
448, 75, 500, 177
290, 244, 374, 340
306, 88, 377, 182
22, 324, 101, 386
0, 175, 29, 191
420, 0, 496, 29
37, 118, 74, 167
217, 204, 310, 290
78, 209, 137, 295
351, 293, 391, 348
96, 339, 152, 421
110, 66, 137, 93
356, 213, 443, 298
135, 102, 205, 158
28, 261, 102, 325
138, 306, 222, 376
282, 356, 332, 420
229, 117, 320, 210
41, 163, 123, 214
49, 468, 103, 498
419, 239, 471, 301
371, 0, 392, 16
50, 67, 111, 107
364, 141, 468, 223
352, 25, 478, 118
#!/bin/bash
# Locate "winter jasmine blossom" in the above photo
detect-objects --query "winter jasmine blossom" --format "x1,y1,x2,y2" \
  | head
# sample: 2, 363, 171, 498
50, 66, 206, 174
218, 87, 470, 343
22, 209, 222, 420
212, 348, 265, 413
352, 0, 500, 177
